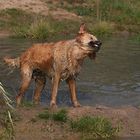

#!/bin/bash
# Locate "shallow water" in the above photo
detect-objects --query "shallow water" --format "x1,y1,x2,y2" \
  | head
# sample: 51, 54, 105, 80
0, 36, 140, 107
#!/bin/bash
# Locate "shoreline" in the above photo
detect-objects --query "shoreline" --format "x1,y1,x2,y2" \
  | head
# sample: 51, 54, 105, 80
12, 105, 140, 139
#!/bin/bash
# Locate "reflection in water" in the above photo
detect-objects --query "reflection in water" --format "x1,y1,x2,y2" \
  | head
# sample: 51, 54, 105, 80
0, 36, 140, 107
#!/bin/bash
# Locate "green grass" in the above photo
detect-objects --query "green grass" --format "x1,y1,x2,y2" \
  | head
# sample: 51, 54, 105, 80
38, 109, 68, 122
52, 109, 68, 122
13, 17, 79, 41
89, 21, 114, 37
27, 19, 53, 39
59, 0, 140, 34
0, 0, 139, 39
21, 101, 34, 107
38, 110, 50, 120
70, 116, 120, 139
13, 18, 54, 40
38, 108, 120, 139
0, 8, 80, 40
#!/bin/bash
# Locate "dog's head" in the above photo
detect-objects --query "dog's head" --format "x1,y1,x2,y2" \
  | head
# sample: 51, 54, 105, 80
76, 23, 102, 57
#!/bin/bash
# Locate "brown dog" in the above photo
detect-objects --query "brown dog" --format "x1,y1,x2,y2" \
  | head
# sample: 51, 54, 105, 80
4, 23, 102, 108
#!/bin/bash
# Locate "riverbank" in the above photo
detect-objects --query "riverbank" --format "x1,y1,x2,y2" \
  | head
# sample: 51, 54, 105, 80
9, 105, 140, 140
0, 35, 140, 139
0, 0, 139, 40
0, 1, 140, 139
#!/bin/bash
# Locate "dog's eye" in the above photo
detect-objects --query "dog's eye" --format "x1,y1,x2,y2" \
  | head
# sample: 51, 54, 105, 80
90, 37, 93, 40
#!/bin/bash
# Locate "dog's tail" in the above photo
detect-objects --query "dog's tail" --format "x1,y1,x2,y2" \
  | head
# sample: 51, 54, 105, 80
3, 57, 20, 68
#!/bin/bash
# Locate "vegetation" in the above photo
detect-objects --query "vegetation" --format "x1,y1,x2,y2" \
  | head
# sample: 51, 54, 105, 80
0, 83, 120, 139
0, 82, 15, 140
38, 109, 68, 122
89, 21, 114, 37
38, 108, 120, 139
52, 109, 68, 122
0, 0, 139, 39
0, 8, 80, 41
21, 100, 34, 107
38, 110, 50, 120
58, 0, 140, 35
0, 8, 32, 31
70, 116, 120, 139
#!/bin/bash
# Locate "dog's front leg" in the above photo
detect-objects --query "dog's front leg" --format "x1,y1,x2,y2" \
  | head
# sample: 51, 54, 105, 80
50, 74, 60, 108
66, 77, 81, 107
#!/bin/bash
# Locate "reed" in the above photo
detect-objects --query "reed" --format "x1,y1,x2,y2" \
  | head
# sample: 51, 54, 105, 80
0, 82, 15, 140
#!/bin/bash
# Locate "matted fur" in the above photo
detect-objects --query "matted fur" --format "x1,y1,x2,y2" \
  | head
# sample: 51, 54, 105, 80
3, 23, 101, 108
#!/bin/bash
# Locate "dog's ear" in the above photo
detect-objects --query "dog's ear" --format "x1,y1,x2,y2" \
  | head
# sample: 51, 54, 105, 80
76, 23, 86, 43
78, 23, 86, 34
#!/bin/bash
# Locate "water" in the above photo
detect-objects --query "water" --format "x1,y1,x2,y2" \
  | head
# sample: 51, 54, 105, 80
0, 36, 140, 107
0, 36, 140, 140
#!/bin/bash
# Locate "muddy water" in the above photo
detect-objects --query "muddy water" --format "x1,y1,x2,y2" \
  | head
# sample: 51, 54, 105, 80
0, 36, 140, 107
0, 36, 140, 140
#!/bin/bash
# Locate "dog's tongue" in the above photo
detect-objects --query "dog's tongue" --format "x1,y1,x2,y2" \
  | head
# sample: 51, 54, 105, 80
88, 52, 96, 60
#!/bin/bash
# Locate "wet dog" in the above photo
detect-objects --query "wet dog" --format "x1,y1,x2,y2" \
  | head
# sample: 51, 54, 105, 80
4, 23, 102, 108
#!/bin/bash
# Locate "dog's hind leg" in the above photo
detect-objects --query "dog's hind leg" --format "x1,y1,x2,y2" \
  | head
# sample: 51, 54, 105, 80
16, 65, 32, 106
33, 73, 46, 105
66, 77, 81, 107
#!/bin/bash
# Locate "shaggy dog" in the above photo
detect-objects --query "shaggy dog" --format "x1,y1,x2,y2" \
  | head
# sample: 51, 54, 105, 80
4, 23, 102, 108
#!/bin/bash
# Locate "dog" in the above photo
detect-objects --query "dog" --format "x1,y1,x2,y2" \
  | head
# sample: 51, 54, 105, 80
4, 23, 102, 108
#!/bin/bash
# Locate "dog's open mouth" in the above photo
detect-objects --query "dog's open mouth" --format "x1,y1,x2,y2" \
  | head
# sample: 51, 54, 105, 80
88, 40, 102, 52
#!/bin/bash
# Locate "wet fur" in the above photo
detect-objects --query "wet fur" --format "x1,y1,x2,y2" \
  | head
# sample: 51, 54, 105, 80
3, 24, 100, 108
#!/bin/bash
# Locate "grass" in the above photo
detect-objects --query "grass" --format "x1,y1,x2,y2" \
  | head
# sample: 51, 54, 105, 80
13, 18, 54, 40
59, 0, 140, 35
0, 82, 15, 140
13, 17, 80, 41
38, 110, 50, 120
38, 109, 68, 122
0, 111, 15, 140
89, 21, 114, 37
52, 109, 68, 122
21, 101, 34, 107
27, 19, 53, 39
38, 108, 120, 139
0, 1, 139, 39
70, 116, 120, 139
0, 83, 120, 139
0, 8, 80, 41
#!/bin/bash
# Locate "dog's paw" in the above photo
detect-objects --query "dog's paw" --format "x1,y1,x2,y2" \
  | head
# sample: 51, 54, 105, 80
16, 96, 22, 107
33, 100, 40, 105
50, 101, 57, 109
73, 101, 82, 108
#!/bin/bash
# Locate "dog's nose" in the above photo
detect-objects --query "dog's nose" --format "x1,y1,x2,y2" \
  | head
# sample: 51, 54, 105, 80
88, 40, 102, 49
95, 40, 102, 46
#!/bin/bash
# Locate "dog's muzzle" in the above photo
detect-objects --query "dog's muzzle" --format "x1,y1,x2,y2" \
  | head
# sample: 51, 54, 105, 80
88, 40, 102, 51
